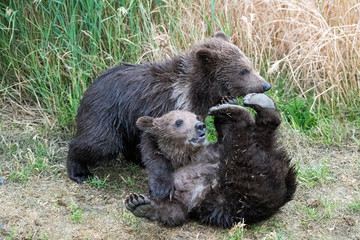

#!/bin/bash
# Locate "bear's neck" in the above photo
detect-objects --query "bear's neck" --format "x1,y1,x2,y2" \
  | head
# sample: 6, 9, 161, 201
151, 55, 222, 117
157, 139, 205, 168
187, 62, 224, 117
150, 56, 194, 112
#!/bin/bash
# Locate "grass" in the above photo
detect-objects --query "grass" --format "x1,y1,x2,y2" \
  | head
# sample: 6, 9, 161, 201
68, 204, 84, 222
297, 159, 334, 187
0, 0, 359, 144
1, 127, 65, 183
227, 222, 246, 240
349, 195, 360, 212
119, 209, 142, 230
86, 176, 109, 189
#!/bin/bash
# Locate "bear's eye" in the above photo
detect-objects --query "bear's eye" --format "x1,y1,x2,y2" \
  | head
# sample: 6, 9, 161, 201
196, 116, 201, 121
240, 69, 249, 76
175, 119, 183, 127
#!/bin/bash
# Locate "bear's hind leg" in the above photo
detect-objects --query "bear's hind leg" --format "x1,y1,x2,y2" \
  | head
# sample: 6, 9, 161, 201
208, 104, 254, 144
192, 193, 236, 228
67, 135, 121, 183
125, 193, 187, 226
125, 193, 155, 219
243, 93, 281, 147
67, 143, 93, 183
243, 93, 281, 129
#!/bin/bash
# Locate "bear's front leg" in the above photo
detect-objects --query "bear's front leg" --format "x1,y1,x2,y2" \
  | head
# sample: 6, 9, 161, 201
140, 132, 175, 200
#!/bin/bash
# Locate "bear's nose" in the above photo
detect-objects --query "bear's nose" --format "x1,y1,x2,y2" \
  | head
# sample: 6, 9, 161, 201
263, 82, 271, 92
195, 122, 206, 134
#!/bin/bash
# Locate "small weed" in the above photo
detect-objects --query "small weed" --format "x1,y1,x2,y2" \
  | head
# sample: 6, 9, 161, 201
68, 204, 84, 222
122, 176, 135, 187
245, 218, 286, 239
299, 197, 337, 226
87, 176, 108, 189
349, 196, 360, 212
8, 166, 31, 183
351, 135, 360, 147
322, 197, 336, 218
5, 227, 16, 240
40, 231, 49, 240
297, 159, 334, 187
280, 97, 317, 133
33, 157, 49, 173
227, 222, 246, 240
120, 209, 141, 230
306, 207, 323, 220
263, 231, 286, 240
123, 162, 142, 175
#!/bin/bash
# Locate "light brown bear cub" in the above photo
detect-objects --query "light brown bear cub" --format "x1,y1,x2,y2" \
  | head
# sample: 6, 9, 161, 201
125, 93, 297, 228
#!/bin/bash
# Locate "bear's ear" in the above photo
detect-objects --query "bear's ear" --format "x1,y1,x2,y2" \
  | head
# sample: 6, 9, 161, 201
214, 31, 229, 41
136, 116, 154, 132
196, 48, 218, 66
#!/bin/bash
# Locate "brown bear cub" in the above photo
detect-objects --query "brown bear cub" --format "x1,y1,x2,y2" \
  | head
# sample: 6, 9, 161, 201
67, 32, 271, 185
125, 93, 297, 228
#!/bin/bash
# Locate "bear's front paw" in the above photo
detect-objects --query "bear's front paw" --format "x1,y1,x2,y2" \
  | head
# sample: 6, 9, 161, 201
243, 93, 275, 109
149, 177, 175, 200
125, 193, 154, 218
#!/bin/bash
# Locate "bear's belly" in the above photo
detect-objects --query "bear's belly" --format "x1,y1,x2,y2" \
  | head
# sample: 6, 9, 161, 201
173, 162, 219, 211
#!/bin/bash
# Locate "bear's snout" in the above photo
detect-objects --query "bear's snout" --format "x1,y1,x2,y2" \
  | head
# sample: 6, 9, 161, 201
195, 122, 206, 135
263, 82, 271, 92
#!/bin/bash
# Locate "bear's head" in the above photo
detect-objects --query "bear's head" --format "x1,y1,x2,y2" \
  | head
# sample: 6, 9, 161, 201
137, 110, 207, 165
189, 32, 270, 114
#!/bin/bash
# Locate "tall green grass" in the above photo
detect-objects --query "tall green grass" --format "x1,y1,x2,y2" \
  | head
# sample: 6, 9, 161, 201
1, 0, 173, 126
1, 0, 359, 144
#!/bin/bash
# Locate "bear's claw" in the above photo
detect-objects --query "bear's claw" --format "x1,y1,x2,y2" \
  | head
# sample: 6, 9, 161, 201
243, 93, 275, 109
221, 96, 238, 105
125, 193, 153, 218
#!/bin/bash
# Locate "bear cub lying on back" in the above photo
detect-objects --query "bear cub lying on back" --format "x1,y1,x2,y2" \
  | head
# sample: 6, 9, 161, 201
125, 94, 297, 228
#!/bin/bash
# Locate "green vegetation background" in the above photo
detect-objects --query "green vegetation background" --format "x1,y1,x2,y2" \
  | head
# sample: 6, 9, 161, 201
1, 0, 359, 145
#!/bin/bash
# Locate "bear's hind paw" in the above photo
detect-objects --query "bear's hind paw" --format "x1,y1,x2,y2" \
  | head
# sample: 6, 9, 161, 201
208, 104, 246, 115
243, 93, 275, 109
125, 193, 153, 218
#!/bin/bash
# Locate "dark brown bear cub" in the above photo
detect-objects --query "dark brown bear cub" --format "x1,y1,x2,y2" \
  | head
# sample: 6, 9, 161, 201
125, 93, 297, 228
67, 32, 271, 186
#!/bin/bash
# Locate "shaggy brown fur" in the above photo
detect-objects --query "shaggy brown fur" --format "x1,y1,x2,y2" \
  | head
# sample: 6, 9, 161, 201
66, 32, 271, 187
125, 93, 297, 228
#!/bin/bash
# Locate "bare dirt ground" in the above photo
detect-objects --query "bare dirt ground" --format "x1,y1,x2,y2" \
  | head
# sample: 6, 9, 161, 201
1, 101, 359, 240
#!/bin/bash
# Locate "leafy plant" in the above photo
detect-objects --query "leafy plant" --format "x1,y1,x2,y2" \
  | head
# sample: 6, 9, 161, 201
68, 204, 84, 222
297, 159, 334, 187
281, 98, 317, 132
87, 176, 108, 189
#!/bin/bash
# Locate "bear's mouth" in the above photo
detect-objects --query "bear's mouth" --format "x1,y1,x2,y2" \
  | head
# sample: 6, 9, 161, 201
190, 133, 206, 144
